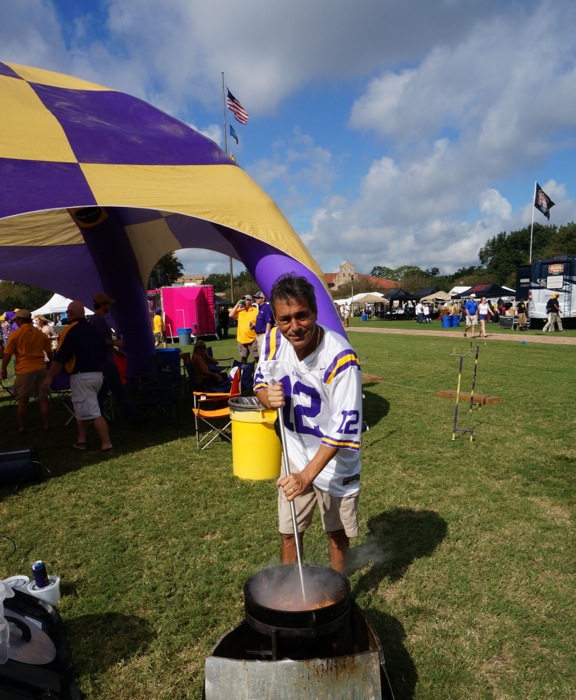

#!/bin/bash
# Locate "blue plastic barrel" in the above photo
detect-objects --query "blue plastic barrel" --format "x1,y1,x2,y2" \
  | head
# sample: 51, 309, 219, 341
441, 316, 451, 328
177, 327, 192, 345
450, 315, 460, 327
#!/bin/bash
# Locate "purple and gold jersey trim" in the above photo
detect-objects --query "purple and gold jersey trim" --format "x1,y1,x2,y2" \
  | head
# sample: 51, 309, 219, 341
262, 327, 282, 361
322, 435, 361, 451
323, 349, 361, 385
253, 379, 268, 392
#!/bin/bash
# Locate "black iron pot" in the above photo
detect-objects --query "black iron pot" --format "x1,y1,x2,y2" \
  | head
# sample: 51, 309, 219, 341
244, 564, 351, 639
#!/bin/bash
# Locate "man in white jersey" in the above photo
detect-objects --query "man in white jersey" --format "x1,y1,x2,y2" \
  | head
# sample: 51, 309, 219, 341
254, 273, 362, 573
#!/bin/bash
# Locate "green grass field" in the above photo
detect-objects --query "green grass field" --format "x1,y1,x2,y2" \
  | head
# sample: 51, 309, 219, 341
0, 328, 574, 699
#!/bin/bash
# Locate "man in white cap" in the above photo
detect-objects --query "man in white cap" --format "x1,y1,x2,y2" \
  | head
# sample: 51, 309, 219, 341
252, 291, 274, 356
1, 309, 53, 432
464, 294, 479, 338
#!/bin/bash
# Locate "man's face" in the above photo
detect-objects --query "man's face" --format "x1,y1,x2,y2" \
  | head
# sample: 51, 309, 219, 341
255, 296, 264, 306
273, 297, 317, 355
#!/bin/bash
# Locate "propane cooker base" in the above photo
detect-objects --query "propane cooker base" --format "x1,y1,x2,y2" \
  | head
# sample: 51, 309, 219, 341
203, 602, 395, 699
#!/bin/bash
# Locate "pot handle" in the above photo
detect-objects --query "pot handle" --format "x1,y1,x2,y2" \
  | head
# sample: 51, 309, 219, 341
6, 615, 32, 643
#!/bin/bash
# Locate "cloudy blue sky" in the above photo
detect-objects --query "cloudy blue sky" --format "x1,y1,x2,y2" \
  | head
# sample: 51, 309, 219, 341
2, 0, 575, 277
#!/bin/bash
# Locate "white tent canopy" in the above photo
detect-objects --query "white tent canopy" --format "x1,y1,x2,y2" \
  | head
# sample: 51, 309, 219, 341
335, 292, 387, 305
32, 293, 93, 317
420, 290, 452, 303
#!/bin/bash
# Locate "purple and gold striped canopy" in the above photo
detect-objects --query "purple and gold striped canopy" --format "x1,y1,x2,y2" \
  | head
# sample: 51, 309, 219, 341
0, 63, 341, 372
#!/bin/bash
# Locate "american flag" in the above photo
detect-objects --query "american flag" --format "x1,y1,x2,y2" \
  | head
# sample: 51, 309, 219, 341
226, 89, 249, 125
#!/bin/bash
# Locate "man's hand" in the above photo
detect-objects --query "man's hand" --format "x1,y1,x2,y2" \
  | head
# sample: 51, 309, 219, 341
267, 381, 285, 408
277, 471, 311, 501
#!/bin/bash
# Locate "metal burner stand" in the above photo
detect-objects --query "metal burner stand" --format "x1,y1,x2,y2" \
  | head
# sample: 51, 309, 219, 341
204, 602, 395, 699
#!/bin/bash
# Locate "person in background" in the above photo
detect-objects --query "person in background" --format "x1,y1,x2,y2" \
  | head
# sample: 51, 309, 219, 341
543, 293, 564, 332
35, 315, 59, 351
477, 297, 491, 338
90, 293, 138, 424
423, 302, 431, 323
1, 309, 53, 432
1, 311, 15, 345
254, 273, 363, 574
415, 301, 424, 324
218, 305, 230, 339
190, 340, 229, 390
464, 293, 479, 338
517, 299, 527, 329
153, 308, 167, 348
342, 303, 350, 327
229, 295, 259, 363
42, 300, 112, 451
252, 291, 274, 356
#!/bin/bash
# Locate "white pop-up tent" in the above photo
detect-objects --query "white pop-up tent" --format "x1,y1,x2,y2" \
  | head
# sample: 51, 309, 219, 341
32, 293, 93, 317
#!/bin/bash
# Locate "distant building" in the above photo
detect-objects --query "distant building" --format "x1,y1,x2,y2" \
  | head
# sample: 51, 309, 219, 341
177, 263, 399, 293
324, 262, 399, 292
176, 274, 206, 286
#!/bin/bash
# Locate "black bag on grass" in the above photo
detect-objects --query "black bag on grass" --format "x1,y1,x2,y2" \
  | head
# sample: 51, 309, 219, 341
0, 448, 49, 489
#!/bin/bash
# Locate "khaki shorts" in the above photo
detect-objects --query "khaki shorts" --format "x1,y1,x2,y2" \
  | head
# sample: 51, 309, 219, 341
466, 314, 478, 326
238, 339, 258, 360
278, 479, 359, 538
256, 333, 266, 356
70, 372, 103, 421
14, 369, 49, 399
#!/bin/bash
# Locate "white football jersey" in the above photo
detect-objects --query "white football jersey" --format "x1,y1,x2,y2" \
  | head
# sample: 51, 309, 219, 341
254, 326, 362, 497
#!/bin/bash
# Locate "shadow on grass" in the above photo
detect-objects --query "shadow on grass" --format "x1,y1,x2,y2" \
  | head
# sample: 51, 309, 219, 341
0, 395, 196, 482
348, 509, 447, 699
65, 612, 152, 676
350, 508, 448, 588
362, 387, 390, 430
363, 606, 418, 700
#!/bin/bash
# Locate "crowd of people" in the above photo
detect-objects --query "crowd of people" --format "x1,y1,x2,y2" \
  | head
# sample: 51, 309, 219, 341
0, 294, 138, 448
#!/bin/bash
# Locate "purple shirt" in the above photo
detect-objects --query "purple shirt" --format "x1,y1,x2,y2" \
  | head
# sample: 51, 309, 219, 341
255, 302, 274, 334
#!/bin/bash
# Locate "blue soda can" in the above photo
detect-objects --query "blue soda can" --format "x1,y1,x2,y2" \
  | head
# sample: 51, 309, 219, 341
32, 560, 50, 588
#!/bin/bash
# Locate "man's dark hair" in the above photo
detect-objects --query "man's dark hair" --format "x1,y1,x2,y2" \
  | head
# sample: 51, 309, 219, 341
269, 273, 317, 315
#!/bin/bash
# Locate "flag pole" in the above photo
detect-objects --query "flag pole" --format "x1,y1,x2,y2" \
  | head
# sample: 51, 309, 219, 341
529, 180, 536, 263
222, 72, 228, 156
222, 72, 234, 301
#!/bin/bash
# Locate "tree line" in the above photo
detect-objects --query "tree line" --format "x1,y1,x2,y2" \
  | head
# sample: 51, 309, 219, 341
367, 221, 576, 294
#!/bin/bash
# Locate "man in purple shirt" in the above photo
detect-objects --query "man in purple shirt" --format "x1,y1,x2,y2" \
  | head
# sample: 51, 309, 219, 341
252, 291, 274, 356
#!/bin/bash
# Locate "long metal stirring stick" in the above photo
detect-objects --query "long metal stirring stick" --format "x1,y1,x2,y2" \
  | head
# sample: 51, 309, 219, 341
272, 380, 307, 603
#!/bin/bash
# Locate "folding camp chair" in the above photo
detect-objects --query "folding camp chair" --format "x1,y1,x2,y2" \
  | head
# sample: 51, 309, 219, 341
128, 370, 180, 427
49, 371, 76, 425
182, 348, 234, 392
231, 360, 255, 395
191, 370, 241, 450
0, 375, 18, 407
